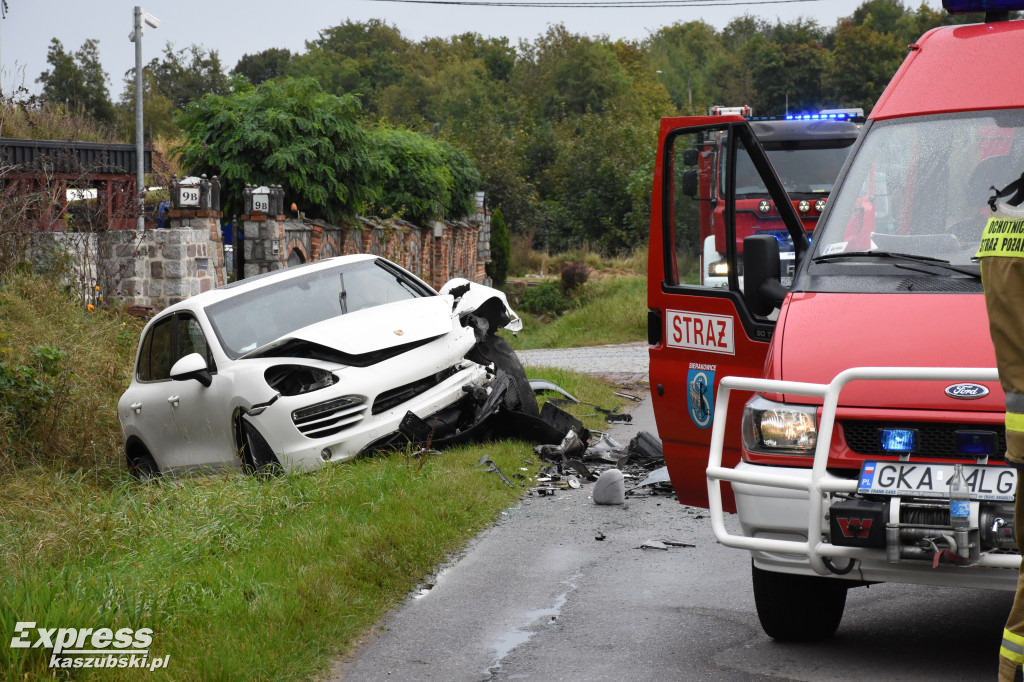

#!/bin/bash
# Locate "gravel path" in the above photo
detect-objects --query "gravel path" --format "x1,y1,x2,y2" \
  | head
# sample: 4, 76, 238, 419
515, 341, 649, 383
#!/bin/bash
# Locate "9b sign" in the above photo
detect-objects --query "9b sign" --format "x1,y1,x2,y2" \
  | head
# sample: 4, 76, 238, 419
178, 185, 200, 207
252, 193, 270, 213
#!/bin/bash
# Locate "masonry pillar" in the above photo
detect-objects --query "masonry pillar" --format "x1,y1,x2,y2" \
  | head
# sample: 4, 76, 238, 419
240, 184, 287, 278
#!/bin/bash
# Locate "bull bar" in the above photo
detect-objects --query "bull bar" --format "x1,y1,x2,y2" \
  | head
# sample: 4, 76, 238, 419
706, 366, 1022, 575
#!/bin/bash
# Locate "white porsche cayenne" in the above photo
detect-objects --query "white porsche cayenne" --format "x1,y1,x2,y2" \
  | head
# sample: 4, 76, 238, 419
118, 254, 532, 477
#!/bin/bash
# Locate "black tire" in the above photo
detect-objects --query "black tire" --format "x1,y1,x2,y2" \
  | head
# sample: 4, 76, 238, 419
471, 333, 539, 418
126, 447, 161, 481
751, 562, 847, 641
239, 418, 282, 476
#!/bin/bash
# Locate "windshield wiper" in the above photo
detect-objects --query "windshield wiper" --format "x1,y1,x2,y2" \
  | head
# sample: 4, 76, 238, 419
812, 250, 981, 278
339, 272, 348, 314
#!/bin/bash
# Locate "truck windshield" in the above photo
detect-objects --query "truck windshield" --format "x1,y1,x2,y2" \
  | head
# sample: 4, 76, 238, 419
812, 110, 1024, 268
722, 143, 854, 197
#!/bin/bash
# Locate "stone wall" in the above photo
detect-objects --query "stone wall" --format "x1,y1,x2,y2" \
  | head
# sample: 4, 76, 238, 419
28, 178, 491, 313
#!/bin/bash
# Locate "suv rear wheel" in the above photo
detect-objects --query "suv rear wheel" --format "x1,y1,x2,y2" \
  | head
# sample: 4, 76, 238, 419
751, 562, 847, 641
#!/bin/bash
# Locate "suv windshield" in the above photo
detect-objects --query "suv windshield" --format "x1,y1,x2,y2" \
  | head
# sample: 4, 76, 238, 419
206, 259, 428, 358
812, 110, 1024, 268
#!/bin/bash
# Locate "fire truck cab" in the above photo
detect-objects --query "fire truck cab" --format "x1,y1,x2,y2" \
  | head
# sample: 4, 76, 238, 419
691, 107, 861, 290
648, 2, 1023, 642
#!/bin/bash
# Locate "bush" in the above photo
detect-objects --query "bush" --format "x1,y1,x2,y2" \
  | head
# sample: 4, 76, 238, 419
520, 281, 570, 316
560, 261, 591, 293
486, 207, 511, 287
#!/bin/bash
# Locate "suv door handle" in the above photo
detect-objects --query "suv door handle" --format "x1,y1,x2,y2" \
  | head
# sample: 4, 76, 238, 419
130, 402, 143, 414
167, 396, 180, 407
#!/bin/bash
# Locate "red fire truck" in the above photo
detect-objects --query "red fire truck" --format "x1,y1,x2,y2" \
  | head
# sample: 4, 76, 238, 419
689, 107, 861, 289
648, 1, 1022, 641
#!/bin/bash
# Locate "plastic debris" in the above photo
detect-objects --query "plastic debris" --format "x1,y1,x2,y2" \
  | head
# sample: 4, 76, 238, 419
640, 540, 669, 550
529, 379, 580, 403
477, 455, 514, 487
593, 469, 625, 505
632, 466, 671, 489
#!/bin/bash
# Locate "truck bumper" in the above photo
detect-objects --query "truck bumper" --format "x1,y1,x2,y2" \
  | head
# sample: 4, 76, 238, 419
732, 461, 1019, 590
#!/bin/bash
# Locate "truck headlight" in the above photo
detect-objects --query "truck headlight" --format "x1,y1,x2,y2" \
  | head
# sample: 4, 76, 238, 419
741, 395, 817, 455
709, 260, 729, 277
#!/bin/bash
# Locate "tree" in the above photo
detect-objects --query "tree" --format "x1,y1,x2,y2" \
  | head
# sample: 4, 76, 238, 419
232, 48, 293, 86
289, 20, 410, 113
175, 76, 380, 222
126, 43, 229, 112
646, 21, 725, 113
486, 207, 511, 287
825, 21, 905, 112
364, 126, 480, 225
37, 38, 116, 123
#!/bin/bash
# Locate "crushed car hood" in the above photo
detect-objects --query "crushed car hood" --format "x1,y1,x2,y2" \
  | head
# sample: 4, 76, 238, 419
243, 295, 456, 359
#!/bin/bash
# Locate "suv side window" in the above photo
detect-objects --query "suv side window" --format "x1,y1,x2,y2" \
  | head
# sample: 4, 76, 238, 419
137, 314, 215, 381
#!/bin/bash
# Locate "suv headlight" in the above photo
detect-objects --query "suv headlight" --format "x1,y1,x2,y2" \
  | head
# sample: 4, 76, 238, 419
741, 395, 817, 455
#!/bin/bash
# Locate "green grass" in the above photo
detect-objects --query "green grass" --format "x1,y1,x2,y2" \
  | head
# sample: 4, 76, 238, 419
506, 275, 647, 350
0, 270, 625, 681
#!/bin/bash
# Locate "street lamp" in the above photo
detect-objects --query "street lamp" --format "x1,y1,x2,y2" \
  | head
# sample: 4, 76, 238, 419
129, 6, 159, 232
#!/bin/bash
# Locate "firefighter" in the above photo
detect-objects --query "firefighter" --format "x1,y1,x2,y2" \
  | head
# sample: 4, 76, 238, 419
976, 177, 1024, 682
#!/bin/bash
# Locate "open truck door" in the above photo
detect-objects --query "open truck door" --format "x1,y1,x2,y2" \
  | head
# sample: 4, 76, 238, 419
647, 116, 809, 510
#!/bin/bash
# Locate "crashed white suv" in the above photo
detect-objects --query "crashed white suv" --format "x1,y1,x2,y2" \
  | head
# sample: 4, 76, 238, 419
118, 254, 532, 477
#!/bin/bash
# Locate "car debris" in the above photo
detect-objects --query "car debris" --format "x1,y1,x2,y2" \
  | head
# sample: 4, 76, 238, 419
638, 539, 695, 550
529, 379, 579, 403
522, 428, 671, 501
632, 466, 671, 490
593, 469, 626, 505
477, 455, 514, 488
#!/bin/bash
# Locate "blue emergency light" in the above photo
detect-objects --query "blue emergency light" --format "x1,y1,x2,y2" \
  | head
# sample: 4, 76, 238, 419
879, 428, 917, 453
955, 430, 998, 457
942, 0, 1024, 13
784, 113, 849, 121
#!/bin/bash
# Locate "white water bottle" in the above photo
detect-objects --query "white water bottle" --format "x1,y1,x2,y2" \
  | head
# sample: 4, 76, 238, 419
948, 463, 971, 531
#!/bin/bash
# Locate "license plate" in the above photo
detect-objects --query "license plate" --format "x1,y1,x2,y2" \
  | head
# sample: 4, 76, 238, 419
857, 461, 1016, 501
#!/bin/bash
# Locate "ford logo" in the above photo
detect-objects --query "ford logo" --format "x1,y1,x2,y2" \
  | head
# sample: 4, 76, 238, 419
945, 383, 990, 399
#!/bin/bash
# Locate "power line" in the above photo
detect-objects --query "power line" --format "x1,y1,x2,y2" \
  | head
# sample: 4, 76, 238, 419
357, 0, 824, 7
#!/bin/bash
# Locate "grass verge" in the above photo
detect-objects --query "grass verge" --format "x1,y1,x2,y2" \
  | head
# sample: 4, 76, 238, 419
1, 364, 622, 681
505, 275, 647, 350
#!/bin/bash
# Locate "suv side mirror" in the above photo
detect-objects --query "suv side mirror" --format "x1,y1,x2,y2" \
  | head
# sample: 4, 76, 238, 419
743, 235, 789, 316
170, 352, 213, 387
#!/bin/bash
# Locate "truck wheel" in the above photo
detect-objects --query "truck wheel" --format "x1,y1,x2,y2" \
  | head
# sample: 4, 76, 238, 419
751, 562, 847, 641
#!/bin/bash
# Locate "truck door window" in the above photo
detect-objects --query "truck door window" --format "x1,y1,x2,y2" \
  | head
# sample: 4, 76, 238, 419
668, 124, 795, 319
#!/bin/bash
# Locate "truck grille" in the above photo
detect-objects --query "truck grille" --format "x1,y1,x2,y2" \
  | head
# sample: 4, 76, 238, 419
292, 395, 367, 439
841, 420, 1006, 461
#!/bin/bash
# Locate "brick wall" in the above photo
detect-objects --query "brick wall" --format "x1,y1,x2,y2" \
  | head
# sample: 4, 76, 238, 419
244, 213, 491, 291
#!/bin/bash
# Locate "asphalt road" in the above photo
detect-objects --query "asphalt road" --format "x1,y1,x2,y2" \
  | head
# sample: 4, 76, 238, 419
331, 345, 1012, 682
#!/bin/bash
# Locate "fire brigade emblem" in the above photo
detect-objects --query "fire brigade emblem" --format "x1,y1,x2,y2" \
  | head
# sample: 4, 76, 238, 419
687, 368, 714, 429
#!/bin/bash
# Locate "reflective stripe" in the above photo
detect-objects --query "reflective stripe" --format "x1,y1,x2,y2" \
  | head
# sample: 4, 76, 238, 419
1003, 629, 1024, 663
1007, 412, 1024, 433
977, 218, 1024, 258
1008, 392, 1024, 414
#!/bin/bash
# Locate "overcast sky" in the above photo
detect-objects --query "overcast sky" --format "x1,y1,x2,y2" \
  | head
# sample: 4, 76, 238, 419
3, 0, 945, 99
